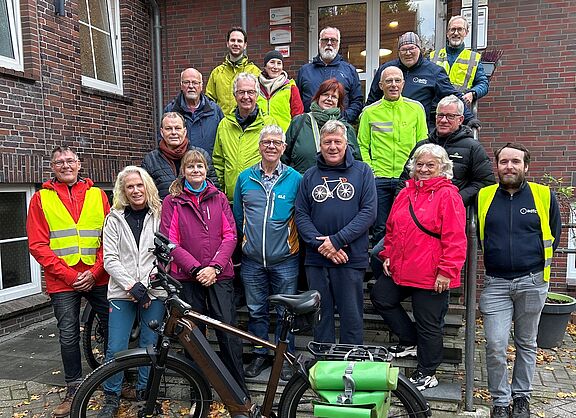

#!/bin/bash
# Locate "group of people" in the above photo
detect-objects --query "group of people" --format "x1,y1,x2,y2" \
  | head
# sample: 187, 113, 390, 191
26, 18, 562, 418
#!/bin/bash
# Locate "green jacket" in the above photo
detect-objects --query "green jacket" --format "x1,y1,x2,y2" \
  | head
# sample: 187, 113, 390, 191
206, 55, 261, 116
358, 96, 427, 178
212, 109, 277, 200
257, 78, 295, 132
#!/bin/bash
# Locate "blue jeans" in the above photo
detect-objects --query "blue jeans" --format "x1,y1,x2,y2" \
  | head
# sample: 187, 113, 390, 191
479, 271, 548, 406
50, 285, 109, 385
241, 255, 298, 354
102, 299, 165, 395
306, 266, 364, 345
373, 177, 399, 245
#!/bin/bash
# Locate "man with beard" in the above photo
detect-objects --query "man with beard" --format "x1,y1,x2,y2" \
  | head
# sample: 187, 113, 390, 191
296, 27, 363, 123
206, 27, 260, 116
430, 16, 489, 106
162, 68, 224, 156
477, 143, 561, 418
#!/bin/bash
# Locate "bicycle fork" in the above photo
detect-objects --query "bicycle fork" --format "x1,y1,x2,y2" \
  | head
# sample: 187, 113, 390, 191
141, 336, 171, 417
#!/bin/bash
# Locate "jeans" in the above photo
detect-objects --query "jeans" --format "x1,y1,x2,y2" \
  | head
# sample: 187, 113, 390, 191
370, 274, 449, 375
241, 255, 298, 354
370, 237, 385, 280
306, 266, 364, 345
50, 285, 109, 385
479, 271, 548, 406
373, 177, 399, 245
102, 299, 165, 395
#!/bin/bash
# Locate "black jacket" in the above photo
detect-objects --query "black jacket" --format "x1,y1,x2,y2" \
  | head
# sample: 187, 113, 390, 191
141, 146, 219, 199
396, 125, 495, 206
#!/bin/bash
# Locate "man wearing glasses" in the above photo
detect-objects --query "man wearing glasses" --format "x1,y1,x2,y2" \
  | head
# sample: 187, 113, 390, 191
366, 32, 479, 131
430, 16, 489, 106
27, 146, 110, 417
296, 26, 364, 123
233, 125, 302, 381
161, 67, 224, 156
212, 72, 276, 201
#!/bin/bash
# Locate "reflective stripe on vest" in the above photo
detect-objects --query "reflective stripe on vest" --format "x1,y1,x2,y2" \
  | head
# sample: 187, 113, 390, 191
430, 48, 480, 91
39, 187, 105, 266
478, 182, 554, 281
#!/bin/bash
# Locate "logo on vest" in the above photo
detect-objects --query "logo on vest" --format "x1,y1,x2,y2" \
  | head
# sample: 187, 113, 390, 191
520, 207, 538, 215
413, 77, 428, 85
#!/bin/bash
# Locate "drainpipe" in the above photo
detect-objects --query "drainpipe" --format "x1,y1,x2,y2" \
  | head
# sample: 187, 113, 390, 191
241, 0, 247, 31
146, 0, 163, 130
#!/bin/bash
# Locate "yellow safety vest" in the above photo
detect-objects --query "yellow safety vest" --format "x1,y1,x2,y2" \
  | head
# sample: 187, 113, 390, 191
430, 48, 480, 91
39, 187, 105, 266
478, 182, 554, 281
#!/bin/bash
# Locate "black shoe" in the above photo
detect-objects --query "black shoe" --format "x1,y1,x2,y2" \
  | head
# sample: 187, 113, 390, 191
245, 355, 268, 378
512, 397, 529, 418
491, 405, 510, 418
97, 392, 120, 418
280, 361, 294, 381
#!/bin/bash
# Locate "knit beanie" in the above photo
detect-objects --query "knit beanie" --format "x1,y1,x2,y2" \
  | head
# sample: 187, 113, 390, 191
397, 32, 422, 49
264, 50, 284, 66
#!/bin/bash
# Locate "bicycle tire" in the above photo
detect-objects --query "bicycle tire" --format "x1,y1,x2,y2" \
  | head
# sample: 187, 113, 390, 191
81, 307, 106, 370
278, 372, 430, 418
70, 352, 212, 418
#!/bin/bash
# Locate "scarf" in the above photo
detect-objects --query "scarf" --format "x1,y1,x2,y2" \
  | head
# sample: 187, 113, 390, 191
159, 137, 189, 175
258, 71, 288, 97
185, 179, 207, 194
310, 101, 342, 127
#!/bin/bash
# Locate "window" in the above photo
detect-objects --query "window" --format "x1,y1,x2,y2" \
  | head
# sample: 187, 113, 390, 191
79, 0, 123, 94
0, 186, 41, 303
0, 0, 23, 71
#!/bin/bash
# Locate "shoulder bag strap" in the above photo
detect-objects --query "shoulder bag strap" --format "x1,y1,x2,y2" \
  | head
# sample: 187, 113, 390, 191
408, 200, 441, 239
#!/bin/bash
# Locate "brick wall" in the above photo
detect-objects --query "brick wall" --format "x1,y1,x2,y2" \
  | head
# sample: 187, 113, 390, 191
0, 0, 156, 185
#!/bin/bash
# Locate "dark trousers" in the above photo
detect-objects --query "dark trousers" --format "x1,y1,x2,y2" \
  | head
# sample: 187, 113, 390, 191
373, 177, 399, 245
180, 279, 248, 397
370, 275, 449, 375
50, 285, 109, 385
306, 266, 364, 345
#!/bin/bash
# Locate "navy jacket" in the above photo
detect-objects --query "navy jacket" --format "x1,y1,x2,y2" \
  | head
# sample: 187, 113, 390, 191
366, 56, 474, 130
295, 148, 377, 268
296, 54, 364, 123
161, 93, 224, 156
481, 181, 562, 279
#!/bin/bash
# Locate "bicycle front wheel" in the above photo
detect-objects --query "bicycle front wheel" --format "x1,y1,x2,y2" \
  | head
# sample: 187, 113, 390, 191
278, 373, 430, 418
71, 353, 212, 418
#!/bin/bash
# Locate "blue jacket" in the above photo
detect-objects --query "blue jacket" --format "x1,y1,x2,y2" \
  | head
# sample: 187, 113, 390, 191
366, 56, 474, 130
443, 42, 489, 100
295, 148, 377, 268
479, 181, 562, 279
161, 92, 224, 156
233, 163, 302, 266
296, 54, 364, 123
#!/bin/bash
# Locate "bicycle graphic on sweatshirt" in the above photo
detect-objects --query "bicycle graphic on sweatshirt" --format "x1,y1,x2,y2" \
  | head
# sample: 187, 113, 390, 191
312, 176, 355, 203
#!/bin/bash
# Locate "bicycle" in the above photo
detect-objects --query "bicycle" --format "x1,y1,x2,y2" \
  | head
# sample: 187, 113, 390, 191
71, 232, 430, 417
312, 176, 355, 202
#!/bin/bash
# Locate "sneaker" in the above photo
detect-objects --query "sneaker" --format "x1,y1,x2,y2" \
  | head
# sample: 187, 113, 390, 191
512, 396, 530, 418
97, 392, 120, 418
388, 344, 417, 358
280, 361, 294, 381
491, 405, 510, 418
409, 370, 438, 391
53, 385, 77, 417
244, 355, 268, 378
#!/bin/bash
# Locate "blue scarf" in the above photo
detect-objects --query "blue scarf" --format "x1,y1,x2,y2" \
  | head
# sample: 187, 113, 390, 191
184, 179, 207, 194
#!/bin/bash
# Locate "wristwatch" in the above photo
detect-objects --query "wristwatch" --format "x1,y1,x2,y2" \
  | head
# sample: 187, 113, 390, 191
213, 265, 222, 275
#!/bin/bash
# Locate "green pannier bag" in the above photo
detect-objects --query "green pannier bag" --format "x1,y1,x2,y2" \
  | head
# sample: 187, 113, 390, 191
312, 391, 391, 418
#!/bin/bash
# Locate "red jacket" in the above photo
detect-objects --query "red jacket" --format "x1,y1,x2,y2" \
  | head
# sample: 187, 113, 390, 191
27, 178, 110, 294
380, 176, 467, 289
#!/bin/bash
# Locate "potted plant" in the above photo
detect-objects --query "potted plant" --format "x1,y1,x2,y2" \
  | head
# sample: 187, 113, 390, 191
537, 174, 576, 349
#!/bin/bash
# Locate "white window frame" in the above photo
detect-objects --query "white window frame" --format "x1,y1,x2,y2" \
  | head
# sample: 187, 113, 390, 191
0, 185, 41, 303
0, 0, 24, 72
79, 0, 123, 95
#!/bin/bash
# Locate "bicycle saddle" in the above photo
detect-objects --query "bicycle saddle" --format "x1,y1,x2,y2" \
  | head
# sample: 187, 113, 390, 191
269, 290, 321, 315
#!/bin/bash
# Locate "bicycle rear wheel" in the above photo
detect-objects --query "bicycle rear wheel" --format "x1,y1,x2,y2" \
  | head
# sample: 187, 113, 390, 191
71, 353, 212, 418
278, 373, 430, 418
81, 307, 106, 370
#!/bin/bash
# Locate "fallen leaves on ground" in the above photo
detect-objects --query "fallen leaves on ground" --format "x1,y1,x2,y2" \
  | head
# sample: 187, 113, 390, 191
536, 349, 557, 365
473, 387, 491, 401
566, 323, 576, 337
536, 411, 545, 417
556, 391, 576, 399
208, 401, 231, 418
12, 413, 29, 418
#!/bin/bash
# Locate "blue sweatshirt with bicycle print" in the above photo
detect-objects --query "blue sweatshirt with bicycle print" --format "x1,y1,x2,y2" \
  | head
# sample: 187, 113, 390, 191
295, 148, 377, 268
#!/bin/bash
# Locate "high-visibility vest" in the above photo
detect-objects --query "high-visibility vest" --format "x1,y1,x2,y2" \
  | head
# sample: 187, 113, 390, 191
39, 187, 105, 266
430, 48, 480, 91
478, 182, 554, 281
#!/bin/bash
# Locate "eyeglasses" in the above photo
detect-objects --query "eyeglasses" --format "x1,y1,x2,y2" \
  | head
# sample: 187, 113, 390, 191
448, 27, 466, 33
320, 37, 339, 45
181, 80, 202, 87
436, 113, 462, 121
399, 46, 418, 54
382, 78, 403, 85
235, 90, 257, 97
320, 92, 339, 101
260, 139, 284, 148
52, 159, 78, 167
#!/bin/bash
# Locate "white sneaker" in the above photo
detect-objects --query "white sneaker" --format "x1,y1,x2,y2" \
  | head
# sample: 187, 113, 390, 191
388, 344, 417, 358
409, 370, 439, 391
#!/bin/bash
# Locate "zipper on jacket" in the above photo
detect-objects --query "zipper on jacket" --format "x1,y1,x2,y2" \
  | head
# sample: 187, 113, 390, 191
508, 193, 515, 273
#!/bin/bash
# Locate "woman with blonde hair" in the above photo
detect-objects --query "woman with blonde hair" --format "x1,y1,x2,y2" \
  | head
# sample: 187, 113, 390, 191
99, 166, 166, 416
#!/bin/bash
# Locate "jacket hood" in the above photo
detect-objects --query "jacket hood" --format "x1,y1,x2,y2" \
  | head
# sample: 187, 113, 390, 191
41, 177, 94, 191
429, 125, 473, 145
406, 176, 458, 194
312, 53, 344, 66
316, 146, 355, 170
225, 54, 252, 67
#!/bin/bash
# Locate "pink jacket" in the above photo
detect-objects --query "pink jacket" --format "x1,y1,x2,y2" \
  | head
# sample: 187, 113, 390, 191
380, 176, 467, 290
160, 182, 236, 281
